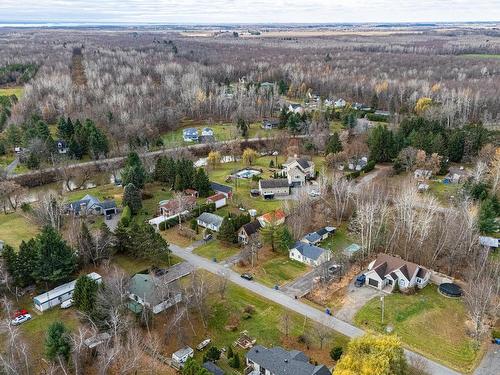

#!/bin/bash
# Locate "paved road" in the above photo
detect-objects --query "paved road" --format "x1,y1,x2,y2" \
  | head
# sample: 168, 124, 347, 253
474, 343, 500, 375
6, 157, 19, 175
281, 268, 318, 297
168, 244, 462, 375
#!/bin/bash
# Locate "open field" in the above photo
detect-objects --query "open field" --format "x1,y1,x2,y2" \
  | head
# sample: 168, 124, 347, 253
354, 285, 484, 373
0, 86, 23, 98
0, 212, 39, 249
193, 239, 240, 262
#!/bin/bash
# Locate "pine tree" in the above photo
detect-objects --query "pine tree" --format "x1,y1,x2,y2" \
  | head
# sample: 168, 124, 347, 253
15, 239, 38, 287
194, 168, 212, 197
278, 227, 294, 253
123, 183, 142, 215
203, 346, 221, 362
44, 321, 71, 362
122, 152, 147, 188
114, 221, 131, 254
218, 216, 237, 243
448, 131, 465, 162
478, 198, 499, 234
229, 353, 240, 369
368, 125, 395, 162
237, 118, 248, 138
73, 275, 99, 314
35, 226, 76, 284
326, 132, 343, 155
2, 244, 17, 279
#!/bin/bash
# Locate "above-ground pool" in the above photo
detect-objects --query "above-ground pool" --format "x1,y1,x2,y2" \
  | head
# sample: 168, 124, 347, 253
235, 169, 261, 179
439, 283, 463, 298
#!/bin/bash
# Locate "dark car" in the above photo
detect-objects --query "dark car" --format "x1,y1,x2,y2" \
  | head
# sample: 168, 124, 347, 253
354, 274, 366, 287
241, 273, 253, 281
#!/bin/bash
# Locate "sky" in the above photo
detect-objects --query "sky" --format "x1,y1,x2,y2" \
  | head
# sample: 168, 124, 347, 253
1, 0, 499, 24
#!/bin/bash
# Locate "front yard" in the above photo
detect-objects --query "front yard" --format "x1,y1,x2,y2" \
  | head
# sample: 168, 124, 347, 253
354, 285, 484, 373
193, 239, 240, 262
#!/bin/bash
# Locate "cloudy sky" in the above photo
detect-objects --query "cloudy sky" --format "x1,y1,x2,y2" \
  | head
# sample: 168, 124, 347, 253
1, 0, 499, 24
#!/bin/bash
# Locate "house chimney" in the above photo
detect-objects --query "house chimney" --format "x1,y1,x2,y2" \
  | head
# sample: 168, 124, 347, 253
284, 359, 288, 363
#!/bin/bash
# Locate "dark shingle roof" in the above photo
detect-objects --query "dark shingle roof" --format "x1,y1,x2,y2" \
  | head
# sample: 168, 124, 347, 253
210, 182, 233, 194
100, 200, 117, 210
246, 346, 329, 375
259, 178, 289, 189
241, 221, 261, 236
297, 158, 311, 170
304, 232, 321, 243
292, 242, 326, 261
202, 362, 224, 375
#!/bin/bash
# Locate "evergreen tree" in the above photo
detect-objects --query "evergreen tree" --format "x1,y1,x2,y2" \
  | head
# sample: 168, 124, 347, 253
278, 79, 288, 95
279, 105, 289, 128
56, 117, 67, 139
44, 321, 71, 362
34, 226, 76, 284
218, 216, 237, 243
368, 125, 395, 162
326, 132, 343, 155
129, 222, 171, 262
478, 198, 499, 234
114, 221, 132, 254
181, 358, 211, 375
277, 227, 294, 253
68, 137, 84, 159
15, 239, 38, 287
229, 353, 240, 369
2, 244, 17, 278
203, 346, 221, 363
26, 152, 40, 169
237, 118, 248, 138
193, 168, 212, 197
123, 183, 142, 215
121, 152, 147, 188
88, 126, 109, 159
260, 220, 279, 252
72, 275, 99, 314
448, 131, 465, 162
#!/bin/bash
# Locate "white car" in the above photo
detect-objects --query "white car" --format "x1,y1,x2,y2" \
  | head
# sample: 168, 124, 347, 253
308, 190, 320, 197
11, 314, 31, 326
60, 299, 73, 309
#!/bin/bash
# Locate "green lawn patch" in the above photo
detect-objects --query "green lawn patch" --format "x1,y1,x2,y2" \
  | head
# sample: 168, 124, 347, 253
427, 180, 462, 206
321, 224, 356, 254
112, 253, 181, 275
0, 212, 39, 249
64, 183, 124, 203
0, 86, 24, 98
193, 240, 240, 262
254, 256, 309, 287
354, 285, 483, 373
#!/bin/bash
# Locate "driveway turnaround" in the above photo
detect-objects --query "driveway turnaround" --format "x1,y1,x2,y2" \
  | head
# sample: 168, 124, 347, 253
169, 244, 462, 375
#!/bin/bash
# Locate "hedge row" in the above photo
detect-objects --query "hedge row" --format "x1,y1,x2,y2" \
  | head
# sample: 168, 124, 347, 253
366, 113, 389, 122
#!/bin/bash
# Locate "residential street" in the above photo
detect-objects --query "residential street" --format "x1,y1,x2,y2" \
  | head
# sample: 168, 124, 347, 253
168, 244, 462, 375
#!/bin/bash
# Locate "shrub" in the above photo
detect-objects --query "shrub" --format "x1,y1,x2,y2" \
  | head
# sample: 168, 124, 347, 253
366, 113, 389, 122
121, 205, 131, 226
330, 346, 343, 361
244, 305, 256, 315
229, 353, 240, 369
227, 346, 234, 358
363, 160, 376, 173
190, 218, 198, 231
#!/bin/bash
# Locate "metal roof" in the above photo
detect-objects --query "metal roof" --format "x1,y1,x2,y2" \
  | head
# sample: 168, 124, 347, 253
292, 242, 326, 261
197, 212, 223, 227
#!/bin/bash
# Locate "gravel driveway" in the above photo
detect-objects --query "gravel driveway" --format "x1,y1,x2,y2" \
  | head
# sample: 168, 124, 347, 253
334, 281, 383, 323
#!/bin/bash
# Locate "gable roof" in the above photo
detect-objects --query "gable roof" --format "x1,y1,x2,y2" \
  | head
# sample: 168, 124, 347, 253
259, 178, 289, 189
479, 236, 499, 248
207, 192, 226, 202
246, 346, 330, 375
304, 232, 321, 243
292, 241, 326, 261
160, 196, 196, 212
197, 212, 223, 227
285, 157, 313, 171
241, 220, 261, 236
259, 209, 286, 224
100, 200, 117, 210
369, 253, 425, 281
210, 182, 232, 194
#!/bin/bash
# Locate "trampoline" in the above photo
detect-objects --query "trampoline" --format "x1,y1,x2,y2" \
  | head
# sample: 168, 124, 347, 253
439, 283, 463, 298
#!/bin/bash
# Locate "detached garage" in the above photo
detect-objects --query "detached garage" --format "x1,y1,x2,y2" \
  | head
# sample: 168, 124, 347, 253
368, 278, 379, 288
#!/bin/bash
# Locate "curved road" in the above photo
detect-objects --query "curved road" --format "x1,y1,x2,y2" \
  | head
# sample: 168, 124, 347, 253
169, 243, 462, 375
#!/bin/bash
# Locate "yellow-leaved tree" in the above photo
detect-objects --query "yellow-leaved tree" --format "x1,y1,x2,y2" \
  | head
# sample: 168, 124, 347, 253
333, 334, 407, 375
207, 151, 221, 169
414, 97, 433, 115
242, 148, 258, 166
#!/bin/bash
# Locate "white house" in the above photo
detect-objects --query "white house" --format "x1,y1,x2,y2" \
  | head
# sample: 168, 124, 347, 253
197, 212, 224, 232
283, 157, 315, 186
288, 103, 304, 114
334, 98, 347, 108
33, 272, 102, 312
172, 347, 194, 366
206, 193, 227, 209
289, 241, 331, 267
364, 253, 430, 291
258, 179, 290, 197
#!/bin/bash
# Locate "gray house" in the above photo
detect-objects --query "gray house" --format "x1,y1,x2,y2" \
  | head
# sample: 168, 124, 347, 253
67, 194, 117, 217
258, 179, 290, 198
197, 212, 224, 232
246, 345, 330, 375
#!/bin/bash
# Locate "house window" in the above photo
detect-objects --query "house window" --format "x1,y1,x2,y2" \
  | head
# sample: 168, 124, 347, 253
416, 277, 423, 284
399, 280, 406, 287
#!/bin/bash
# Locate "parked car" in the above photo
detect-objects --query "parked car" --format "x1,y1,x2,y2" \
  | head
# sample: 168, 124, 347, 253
13, 309, 28, 318
11, 313, 31, 326
308, 190, 320, 197
60, 299, 73, 309
241, 273, 253, 281
203, 233, 213, 241
354, 274, 366, 287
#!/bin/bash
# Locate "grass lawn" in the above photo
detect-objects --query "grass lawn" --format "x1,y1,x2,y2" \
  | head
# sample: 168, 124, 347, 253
427, 180, 462, 206
320, 223, 356, 254
354, 285, 483, 373
161, 226, 201, 247
112, 253, 182, 275
193, 239, 240, 262
0, 212, 39, 249
251, 256, 308, 287
191, 276, 350, 369
0, 86, 23, 98
64, 183, 124, 204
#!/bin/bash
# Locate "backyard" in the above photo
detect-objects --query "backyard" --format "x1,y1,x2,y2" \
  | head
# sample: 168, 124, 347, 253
0, 212, 39, 249
354, 285, 484, 373
427, 180, 462, 206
